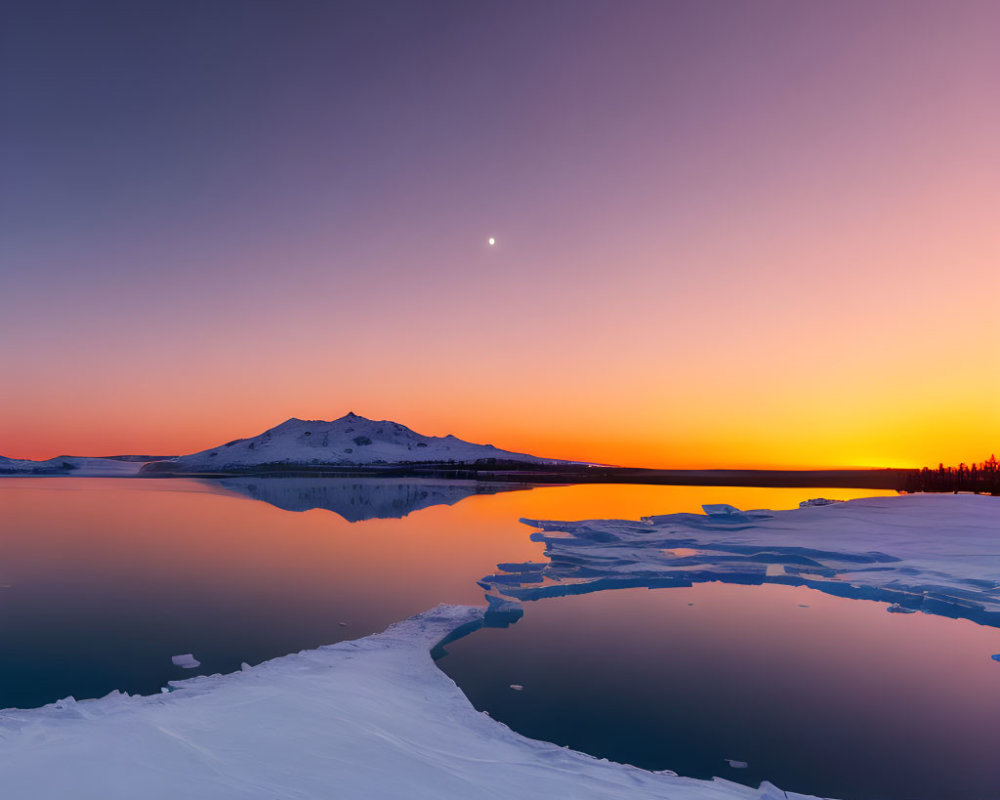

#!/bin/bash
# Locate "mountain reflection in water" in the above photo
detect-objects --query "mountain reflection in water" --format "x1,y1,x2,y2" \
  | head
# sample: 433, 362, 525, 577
210, 477, 535, 521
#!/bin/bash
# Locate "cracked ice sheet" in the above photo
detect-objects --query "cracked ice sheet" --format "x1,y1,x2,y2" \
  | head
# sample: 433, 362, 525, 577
0, 605, 817, 800
489, 495, 1000, 627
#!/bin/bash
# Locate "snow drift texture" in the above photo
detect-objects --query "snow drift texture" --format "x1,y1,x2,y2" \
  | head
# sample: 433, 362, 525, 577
169, 413, 569, 471
482, 495, 1000, 627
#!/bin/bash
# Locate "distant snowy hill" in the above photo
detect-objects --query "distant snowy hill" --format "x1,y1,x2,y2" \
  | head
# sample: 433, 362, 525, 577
0, 456, 147, 476
166, 413, 570, 472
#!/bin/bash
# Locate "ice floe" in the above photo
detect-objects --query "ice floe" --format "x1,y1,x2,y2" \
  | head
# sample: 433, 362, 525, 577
480, 495, 1000, 628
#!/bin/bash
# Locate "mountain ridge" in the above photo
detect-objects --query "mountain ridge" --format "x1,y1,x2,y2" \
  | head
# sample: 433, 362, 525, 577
163, 413, 572, 473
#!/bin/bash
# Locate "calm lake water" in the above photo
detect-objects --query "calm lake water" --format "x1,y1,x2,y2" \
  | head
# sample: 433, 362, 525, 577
3, 477, 995, 799
438, 585, 1000, 800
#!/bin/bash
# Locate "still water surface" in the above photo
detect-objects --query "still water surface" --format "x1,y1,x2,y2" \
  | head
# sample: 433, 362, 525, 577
1, 477, 886, 708
439, 584, 1000, 800
4, 477, 994, 799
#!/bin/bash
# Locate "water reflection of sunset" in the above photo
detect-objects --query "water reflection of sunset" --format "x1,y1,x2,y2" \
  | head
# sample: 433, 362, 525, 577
0, 477, 892, 708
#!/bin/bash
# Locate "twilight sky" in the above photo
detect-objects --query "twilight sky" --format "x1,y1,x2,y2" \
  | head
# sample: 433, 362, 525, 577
2, 0, 998, 467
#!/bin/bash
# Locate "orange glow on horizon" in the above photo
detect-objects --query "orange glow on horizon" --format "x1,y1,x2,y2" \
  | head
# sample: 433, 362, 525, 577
3, 394, 996, 470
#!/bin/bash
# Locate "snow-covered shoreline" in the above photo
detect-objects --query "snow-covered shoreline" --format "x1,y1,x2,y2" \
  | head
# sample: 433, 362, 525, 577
0, 605, 809, 800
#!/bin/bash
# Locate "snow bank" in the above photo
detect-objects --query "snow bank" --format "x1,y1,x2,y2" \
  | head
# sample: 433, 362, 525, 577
0, 605, 815, 800
481, 495, 1000, 627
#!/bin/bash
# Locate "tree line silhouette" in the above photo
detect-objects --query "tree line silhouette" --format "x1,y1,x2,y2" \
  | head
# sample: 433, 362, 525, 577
903, 455, 1000, 494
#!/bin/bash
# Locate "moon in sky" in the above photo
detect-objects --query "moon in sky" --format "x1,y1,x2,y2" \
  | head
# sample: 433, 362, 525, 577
488, 237, 496, 246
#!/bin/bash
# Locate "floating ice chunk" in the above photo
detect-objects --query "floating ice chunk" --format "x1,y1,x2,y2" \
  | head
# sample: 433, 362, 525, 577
725, 759, 748, 769
484, 594, 524, 628
171, 653, 200, 669
799, 498, 841, 507
886, 604, 917, 614
509, 684, 524, 691
991, 654, 1000, 662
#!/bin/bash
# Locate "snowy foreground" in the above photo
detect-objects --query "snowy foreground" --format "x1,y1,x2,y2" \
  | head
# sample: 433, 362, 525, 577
484, 494, 1000, 627
0, 606, 806, 800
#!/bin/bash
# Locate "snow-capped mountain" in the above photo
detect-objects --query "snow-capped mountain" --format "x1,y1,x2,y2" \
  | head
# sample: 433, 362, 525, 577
165, 413, 569, 472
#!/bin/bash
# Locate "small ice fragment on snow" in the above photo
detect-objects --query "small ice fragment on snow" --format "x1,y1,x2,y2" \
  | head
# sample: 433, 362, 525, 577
887, 604, 916, 614
798, 604, 810, 608
171, 653, 200, 669
509, 684, 524, 691
725, 758, 748, 768
702, 504, 742, 516
687, 603, 694, 606
757, 782, 786, 800
338, 622, 348, 627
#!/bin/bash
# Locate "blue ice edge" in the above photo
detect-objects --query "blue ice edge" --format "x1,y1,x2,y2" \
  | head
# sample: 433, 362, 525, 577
475, 495, 1000, 629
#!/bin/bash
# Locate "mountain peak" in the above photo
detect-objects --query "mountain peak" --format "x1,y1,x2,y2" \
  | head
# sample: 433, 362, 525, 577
271, 413, 375, 431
